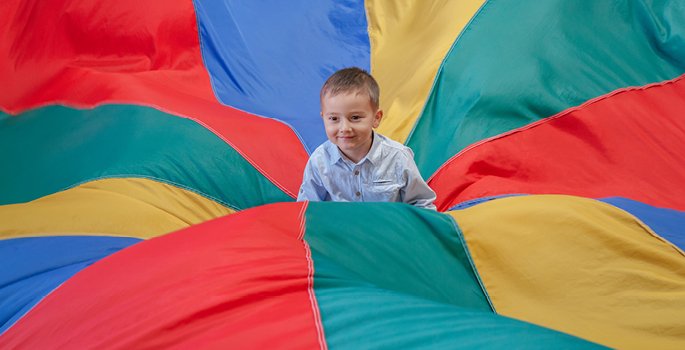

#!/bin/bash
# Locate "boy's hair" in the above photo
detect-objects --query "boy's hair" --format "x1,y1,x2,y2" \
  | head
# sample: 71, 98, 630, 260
320, 67, 380, 110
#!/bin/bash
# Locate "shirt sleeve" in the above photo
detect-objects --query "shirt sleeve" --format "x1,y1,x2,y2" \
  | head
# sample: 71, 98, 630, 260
297, 157, 328, 202
400, 149, 437, 210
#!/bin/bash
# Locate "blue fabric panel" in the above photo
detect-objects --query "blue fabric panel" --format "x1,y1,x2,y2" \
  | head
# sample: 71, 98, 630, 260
0, 236, 141, 334
448, 194, 526, 210
601, 197, 685, 251
192, 0, 371, 153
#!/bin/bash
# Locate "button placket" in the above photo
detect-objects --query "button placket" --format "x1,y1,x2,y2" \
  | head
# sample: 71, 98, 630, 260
354, 167, 361, 199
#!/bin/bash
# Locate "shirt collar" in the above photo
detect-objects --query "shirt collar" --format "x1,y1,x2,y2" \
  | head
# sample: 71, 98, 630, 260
326, 132, 382, 166
326, 141, 344, 166
365, 132, 383, 166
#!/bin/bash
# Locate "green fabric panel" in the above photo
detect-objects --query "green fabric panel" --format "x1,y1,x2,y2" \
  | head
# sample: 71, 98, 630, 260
304, 201, 490, 311
313, 276, 605, 349
407, 0, 685, 177
0, 105, 291, 209
305, 202, 603, 348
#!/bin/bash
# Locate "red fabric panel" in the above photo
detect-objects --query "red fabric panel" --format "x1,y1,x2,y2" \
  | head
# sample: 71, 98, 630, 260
430, 75, 685, 211
0, 202, 326, 349
0, 0, 307, 197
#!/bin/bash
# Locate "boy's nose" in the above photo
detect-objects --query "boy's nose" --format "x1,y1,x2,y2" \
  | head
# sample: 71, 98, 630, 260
340, 120, 352, 132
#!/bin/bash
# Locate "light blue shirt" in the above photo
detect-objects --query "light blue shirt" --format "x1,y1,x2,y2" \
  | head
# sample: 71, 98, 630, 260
297, 132, 436, 210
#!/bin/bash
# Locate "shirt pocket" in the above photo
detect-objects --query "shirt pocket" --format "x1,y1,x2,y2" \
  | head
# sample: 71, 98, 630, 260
369, 179, 402, 202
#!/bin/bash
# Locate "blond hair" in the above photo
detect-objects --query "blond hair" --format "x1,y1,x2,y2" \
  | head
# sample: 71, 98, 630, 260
320, 67, 380, 109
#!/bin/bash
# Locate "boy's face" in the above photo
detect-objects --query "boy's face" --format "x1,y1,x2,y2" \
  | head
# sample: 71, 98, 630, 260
321, 91, 383, 163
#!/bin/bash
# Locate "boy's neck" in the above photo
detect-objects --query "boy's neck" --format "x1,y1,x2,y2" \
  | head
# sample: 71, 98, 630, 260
339, 149, 367, 164
338, 133, 374, 164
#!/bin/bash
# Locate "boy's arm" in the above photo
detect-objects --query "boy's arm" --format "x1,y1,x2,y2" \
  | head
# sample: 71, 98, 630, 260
401, 150, 437, 210
297, 159, 328, 202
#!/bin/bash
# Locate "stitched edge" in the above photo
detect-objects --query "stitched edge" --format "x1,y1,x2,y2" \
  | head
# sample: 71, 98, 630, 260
52, 175, 240, 212
189, 0, 313, 156
428, 73, 685, 182
404, 0, 492, 146
298, 201, 328, 350
596, 198, 685, 258
446, 212, 496, 313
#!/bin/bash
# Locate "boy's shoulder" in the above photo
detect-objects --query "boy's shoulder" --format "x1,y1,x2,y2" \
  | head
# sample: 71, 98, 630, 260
308, 140, 337, 163
312, 139, 334, 154
375, 132, 414, 157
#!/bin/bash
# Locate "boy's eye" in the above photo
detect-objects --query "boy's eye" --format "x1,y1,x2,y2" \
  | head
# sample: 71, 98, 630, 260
328, 116, 338, 121
351, 115, 361, 120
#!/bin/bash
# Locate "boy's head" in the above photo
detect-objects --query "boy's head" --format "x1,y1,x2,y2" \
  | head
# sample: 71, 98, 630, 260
320, 67, 383, 163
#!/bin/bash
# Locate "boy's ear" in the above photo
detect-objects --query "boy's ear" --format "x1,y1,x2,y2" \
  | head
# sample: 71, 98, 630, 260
373, 109, 383, 128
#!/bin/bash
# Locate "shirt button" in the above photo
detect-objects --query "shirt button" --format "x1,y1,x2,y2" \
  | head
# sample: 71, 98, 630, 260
355, 191, 361, 197
354, 170, 359, 175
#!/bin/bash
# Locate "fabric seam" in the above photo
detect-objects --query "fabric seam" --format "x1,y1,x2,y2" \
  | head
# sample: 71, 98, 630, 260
49, 175, 240, 212
4, 100, 299, 199
404, 0, 492, 146
598, 199, 685, 258
189, 0, 312, 156
298, 201, 328, 350
428, 73, 685, 182
446, 213, 496, 312
0, 236, 143, 337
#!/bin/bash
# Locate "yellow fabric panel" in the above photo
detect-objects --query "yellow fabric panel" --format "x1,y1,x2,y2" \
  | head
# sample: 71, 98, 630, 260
0, 178, 234, 240
367, 0, 484, 143
448, 195, 685, 349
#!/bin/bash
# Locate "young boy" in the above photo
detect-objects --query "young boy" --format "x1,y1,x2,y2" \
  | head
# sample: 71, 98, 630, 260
297, 67, 436, 210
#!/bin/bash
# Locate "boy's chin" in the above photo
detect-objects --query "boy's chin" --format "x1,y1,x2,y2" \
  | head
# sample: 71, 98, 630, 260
336, 139, 359, 149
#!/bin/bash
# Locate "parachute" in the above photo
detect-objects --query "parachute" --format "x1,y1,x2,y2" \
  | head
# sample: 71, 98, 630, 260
2, 1, 684, 348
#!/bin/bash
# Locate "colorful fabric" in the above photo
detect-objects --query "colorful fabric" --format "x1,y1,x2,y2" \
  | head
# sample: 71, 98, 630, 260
1, 0, 684, 348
